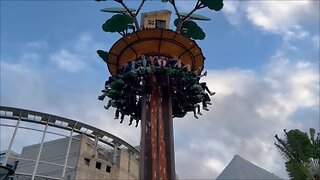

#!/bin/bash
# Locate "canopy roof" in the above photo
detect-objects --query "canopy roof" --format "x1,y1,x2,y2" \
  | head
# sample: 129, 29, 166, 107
178, 13, 211, 21
100, 7, 136, 13
216, 155, 283, 180
107, 28, 204, 76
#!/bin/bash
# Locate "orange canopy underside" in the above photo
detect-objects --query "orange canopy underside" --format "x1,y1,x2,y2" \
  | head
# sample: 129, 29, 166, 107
107, 29, 204, 76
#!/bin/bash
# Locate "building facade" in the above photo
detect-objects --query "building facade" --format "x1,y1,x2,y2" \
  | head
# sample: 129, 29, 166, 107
14, 134, 138, 180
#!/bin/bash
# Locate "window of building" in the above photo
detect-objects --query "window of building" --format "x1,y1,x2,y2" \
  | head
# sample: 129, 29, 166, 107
155, 20, 166, 29
67, 175, 71, 180
84, 158, 90, 166
96, 162, 102, 169
106, 165, 111, 173
147, 20, 154, 25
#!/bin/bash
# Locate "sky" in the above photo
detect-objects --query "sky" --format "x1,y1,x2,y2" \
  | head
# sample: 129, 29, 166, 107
1, 0, 319, 179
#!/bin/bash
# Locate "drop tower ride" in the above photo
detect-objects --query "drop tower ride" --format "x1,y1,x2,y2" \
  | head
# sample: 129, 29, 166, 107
95, 1, 224, 179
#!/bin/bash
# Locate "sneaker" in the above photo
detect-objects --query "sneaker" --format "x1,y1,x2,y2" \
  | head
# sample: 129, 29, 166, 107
120, 119, 124, 123
128, 122, 132, 126
194, 114, 199, 119
203, 107, 209, 111
104, 105, 110, 110
206, 102, 212, 105
98, 96, 105, 101
210, 92, 216, 96
114, 117, 119, 120
198, 112, 203, 115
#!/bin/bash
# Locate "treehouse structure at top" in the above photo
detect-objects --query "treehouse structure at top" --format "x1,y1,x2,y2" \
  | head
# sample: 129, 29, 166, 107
140, 10, 171, 29
95, 1, 223, 179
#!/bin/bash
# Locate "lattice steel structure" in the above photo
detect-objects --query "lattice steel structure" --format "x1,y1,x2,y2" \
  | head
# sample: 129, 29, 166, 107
0, 106, 139, 180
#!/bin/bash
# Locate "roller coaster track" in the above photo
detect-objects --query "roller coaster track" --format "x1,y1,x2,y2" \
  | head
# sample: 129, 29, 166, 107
0, 105, 139, 155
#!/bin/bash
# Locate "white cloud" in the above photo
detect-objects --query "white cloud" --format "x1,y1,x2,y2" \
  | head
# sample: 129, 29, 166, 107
245, 1, 313, 39
50, 49, 87, 72
49, 32, 106, 73
222, 0, 241, 26
206, 158, 225, 175
223, 0, 318, 40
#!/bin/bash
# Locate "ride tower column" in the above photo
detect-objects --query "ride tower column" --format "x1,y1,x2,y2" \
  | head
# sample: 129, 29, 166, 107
139, 74, 175, 180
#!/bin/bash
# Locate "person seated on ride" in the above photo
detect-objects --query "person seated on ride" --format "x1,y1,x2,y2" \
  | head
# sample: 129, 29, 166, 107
118, 109, 128, 123
195, 104, 202, 116
182, 64, 191, 72
128, 112, 140, 127
121, 63, 127, 73
184, 102, 200, 119
171, 96, 184, 117
200, 82, 215, 105
173, 57, 182, 69
136, 56, 147, 76
129, 97, 142, 127
158, 56, 167, 68
141, 54, 147, 68
146, 56, 155, 72
153, 56, 160, 67
135, 57, 142, 69
115, 108, 121, 119
112, 96, 130, 123
125, 60, 136, 70
173, 109, 187, 118
189, 83, 209, 111
104, 99, 115, 110
153, 57, 165, 85
180, 71, 197, 96
98, 76, 114, 101
106, 88, 122, 100
185, 84, 203, 116
123, 68, 138, 82
167, 58, 177, 68
110, 78, 125, 91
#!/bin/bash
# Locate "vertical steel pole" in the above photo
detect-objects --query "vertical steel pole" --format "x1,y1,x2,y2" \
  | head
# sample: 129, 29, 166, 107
113, 143, 119, 165
128, 151, 131, 173
61, 123, 76, 179
31, 123, 48, 180
2, 111, 21, 166
93, 135, 99, 158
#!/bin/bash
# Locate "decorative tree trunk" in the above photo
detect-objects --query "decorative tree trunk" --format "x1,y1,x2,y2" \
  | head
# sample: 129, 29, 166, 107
139, 76, 176, 180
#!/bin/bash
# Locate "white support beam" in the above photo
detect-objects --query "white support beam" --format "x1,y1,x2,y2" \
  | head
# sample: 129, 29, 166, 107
31, 122, 48, 180
61, 122, 77, 179
2, 110, 21, 166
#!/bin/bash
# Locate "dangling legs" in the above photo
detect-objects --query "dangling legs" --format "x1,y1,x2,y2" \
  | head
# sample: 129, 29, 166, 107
129, 116, 134, 126
115, 109, 120, 119
120, 113, 125, 123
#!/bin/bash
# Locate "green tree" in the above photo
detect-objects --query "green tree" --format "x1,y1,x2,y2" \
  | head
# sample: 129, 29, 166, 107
97, 50, 108, 63
102, 14, 134, 36
174, 19, 205, 40
275, 128, 320, 180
